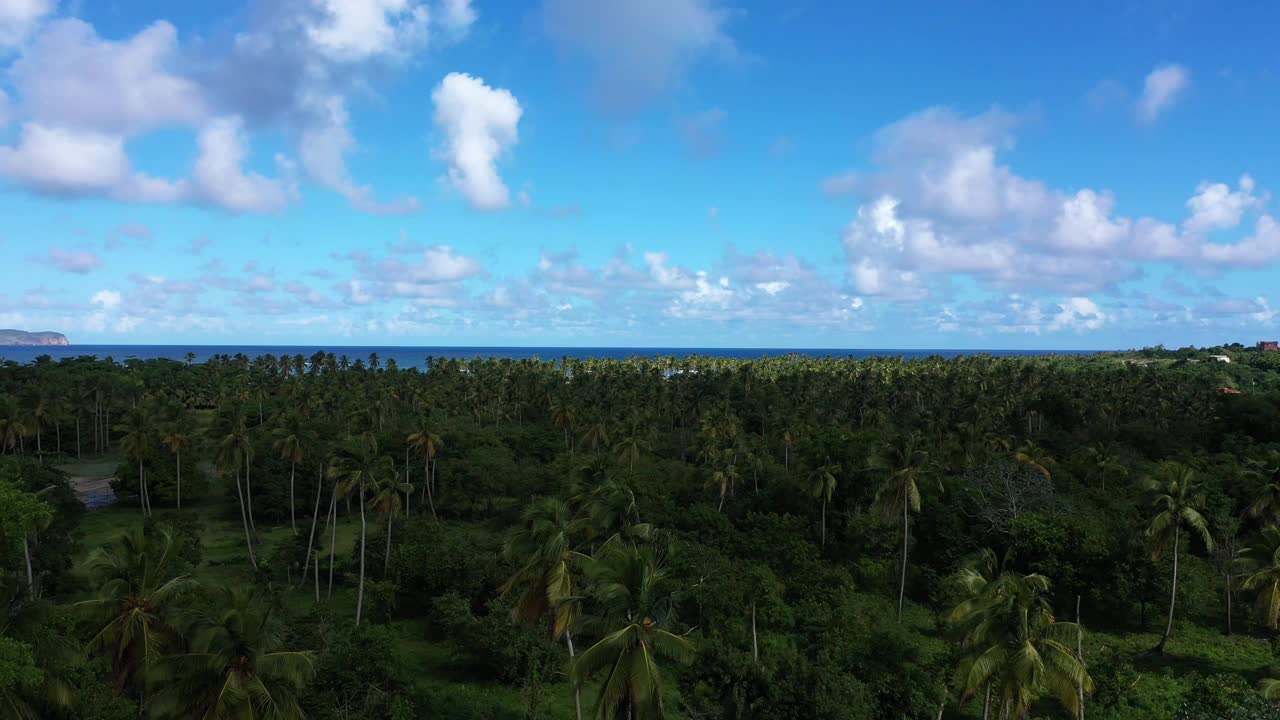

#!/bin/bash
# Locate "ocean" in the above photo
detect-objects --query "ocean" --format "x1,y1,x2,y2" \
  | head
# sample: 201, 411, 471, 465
0, 345, 1100, 368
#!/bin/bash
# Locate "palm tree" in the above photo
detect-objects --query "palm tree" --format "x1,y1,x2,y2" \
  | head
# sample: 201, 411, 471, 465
804, 460, 839, 548
1235, 526, 1280, 632
213, 409, 257, 570
329, 444, 395, 625
368, 472, 413, 573
117, 406, 154, 516
1083, 442, 1127, 493
1014, 440, 1054, 480
572, 544, 694, 720
949, 569, 1093, 720
406, 421, 443, 520
1145, 462, 1213, 653
272, 412, 310, 533
1245, 449, 1280, 526
873, 433, 933, 621
78, 527, 197, 693
0, 395, 28, 454
502, 497, 589, 720
160, 426, 190, 510
149, 587, 314, 719
580, 419, 610, 454
613, 419, 652, 476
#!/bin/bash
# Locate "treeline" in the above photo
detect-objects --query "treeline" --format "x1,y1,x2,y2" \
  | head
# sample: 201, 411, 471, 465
3, 347, 1280, 718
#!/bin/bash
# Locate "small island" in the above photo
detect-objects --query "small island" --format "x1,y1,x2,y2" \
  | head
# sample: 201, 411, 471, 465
0, 328, 69, 346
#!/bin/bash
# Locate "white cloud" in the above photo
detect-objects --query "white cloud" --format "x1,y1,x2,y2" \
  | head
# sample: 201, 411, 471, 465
300, 94, 420, 214
1049, 190, 1130, 251
432, 72, 522, 211
91, 289, 122, 310
0, 122, 185, 201
1137, 64, 1189, 124
437, 0, 477, 36
191, 116, 296, 213
1184, 175, 1262, 233
304, 0, 430, 62
1050, 297, 1107, 331
0, 89, 10, 128
543, 0, 736, 113
11, 19, 206, 134
1200, 214, 1280, 267
0, 0, 54, 50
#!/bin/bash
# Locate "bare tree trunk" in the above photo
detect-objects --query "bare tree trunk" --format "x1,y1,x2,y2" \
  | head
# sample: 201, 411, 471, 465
1076, 595, 1086, 720
982, 683, 991, 720
327, 484, 338, 600
75, 416, 81, 461
290, 460, 297, 534
898, 503, 909, 621
245, 454, 257, 536
234, 470, 258, 570
566, 630, 583, 720
314, 554, 320, 603
820, 498, 827, 548
425, 459, 438, 521
1157, 526, 1180, 653
176, 448, 182, 510
22, 534, 34, 598
303, 464, 323, 582
356, 484, 367, 626
384, 518, 393, 573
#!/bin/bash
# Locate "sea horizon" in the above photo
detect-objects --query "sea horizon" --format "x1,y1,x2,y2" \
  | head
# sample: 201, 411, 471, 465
0, 343, 1106, 367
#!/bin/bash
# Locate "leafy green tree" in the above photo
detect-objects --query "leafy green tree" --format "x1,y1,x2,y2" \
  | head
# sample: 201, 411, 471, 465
149, 587, 314, 719
1235, 526, 1280, 632
1145, 462, 1213, 653
77, 527, 196, 693
572, 544, 693, 720
949, 567, 1093, 720
0, 480, 51, 598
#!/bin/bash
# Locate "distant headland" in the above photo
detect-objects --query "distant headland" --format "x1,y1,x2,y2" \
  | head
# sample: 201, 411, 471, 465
0, 329, 69, 346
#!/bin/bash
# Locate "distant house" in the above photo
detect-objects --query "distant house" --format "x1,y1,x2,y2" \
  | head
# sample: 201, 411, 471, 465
1209, 354, 1231, 363
1260, 341, 1280, 351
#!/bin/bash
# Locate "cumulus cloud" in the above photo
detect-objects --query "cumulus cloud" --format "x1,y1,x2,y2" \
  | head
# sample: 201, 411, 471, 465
191, 116, 297, 213
304, 0, 431, 62
1184, 175, 1263, 233
1137, 64, 1189, 124
0, 0, 54, 50
300, 94, 420, 214
91, 289, 122, 309
432, 72, 522, 210
543, 0, 737, 113
0, 122, 185, 201
10, 19, 206, 134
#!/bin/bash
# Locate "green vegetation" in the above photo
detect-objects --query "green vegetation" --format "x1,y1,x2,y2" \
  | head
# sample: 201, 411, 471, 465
3, 344, 1280, 717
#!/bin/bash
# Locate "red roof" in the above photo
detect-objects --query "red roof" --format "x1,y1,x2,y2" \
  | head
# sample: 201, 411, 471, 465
1222, 387, 1242, 394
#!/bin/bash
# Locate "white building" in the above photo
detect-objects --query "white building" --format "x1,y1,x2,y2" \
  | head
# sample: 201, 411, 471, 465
1209, 355, 1231, 363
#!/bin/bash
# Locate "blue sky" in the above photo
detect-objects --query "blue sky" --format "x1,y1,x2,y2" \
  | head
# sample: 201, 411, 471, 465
1, 0, 1278, 349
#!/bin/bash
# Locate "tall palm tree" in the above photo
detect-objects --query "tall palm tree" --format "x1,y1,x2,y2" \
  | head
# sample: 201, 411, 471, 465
1235, 526, 1280, 631
329, 444, 395, 625
368, 472, 413, 573
77, 527, 197, 693
213, 409, 257, 570
502, 497, 589, 720
1083, 442, 1127, 493
1245, 449, 1280, 526
804, 460, 839, 548
160, 425, 190, 510
149, 587, 314, 719
572, 544, 693, 720
1145, 462, 1213, 653
272, 412, 310, 533
117, 406, 154, 516
873, 433, 933, 621
949, 569, 1093, 720
0, 395, 28, 454
406, 420, 443, 520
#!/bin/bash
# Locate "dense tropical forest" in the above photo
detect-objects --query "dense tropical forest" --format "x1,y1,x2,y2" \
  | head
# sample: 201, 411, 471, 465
4, 344, 1280, 719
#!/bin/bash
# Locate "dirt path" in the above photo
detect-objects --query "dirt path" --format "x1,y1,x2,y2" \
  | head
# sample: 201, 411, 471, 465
69, 476, 117, 509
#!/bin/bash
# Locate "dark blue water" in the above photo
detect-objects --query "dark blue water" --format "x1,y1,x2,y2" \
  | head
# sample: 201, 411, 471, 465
0, 345, 1098, 368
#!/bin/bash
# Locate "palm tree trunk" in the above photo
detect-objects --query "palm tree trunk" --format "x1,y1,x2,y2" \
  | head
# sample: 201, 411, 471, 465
303, 463, 323, 582
566, 630, 583, 720
898, 503, 909, 621
751, 601, 759, 663
22, 534, 34, 597
314, 554, 321, 603
290, 460, 297, 533
384, 518, 393, 573
356, 484, 367, 626
75, 416, 80, 461
176, 448, 182, 509
425, 459, 438, 521
820, 498, 827, 548
327, 484, 338, 600
982, 682, 991, 720
245, 455, 257, 536
1157, 526, 1180, 653
234, 470, 259, 570
1077, 595, 1086, 720
138, 460, 148, 515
